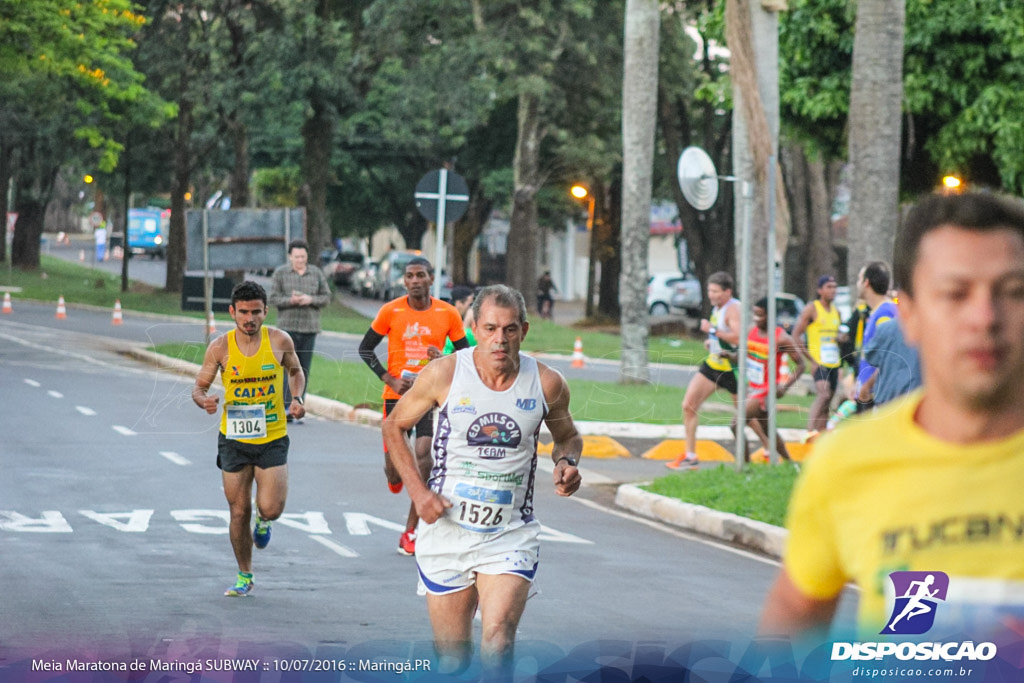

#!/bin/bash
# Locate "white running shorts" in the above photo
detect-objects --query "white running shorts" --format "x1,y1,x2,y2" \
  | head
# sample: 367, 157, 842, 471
415, 518, 541, 595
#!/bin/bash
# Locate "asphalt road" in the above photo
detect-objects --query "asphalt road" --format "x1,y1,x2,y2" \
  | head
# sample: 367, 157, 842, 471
0, 316, 828, 680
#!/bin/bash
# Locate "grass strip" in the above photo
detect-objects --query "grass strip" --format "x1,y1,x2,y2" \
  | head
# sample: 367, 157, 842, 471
643, 464, 800, 527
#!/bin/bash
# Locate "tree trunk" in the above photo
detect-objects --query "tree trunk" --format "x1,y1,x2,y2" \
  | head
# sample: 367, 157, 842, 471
782, 144, 809, 297
620, 0, 660, 383
847, 0, 905, 288
726, 0, 782, 298
301, 102, 334, 257
452, 187, 492, 285
166, 97, 193, 294
11, 200, 45, 269
0, 140, 13, 264
10, 140, 58, 270
597, 177, 622, 320
806, 150, 835, 292
505, 92, 542, 299
228, 116, 250, 208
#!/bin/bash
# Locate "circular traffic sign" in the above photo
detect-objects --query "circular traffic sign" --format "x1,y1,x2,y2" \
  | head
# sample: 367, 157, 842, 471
415, 169, 470, 223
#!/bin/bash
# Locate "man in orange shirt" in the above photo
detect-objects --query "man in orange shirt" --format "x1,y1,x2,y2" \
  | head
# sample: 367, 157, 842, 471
359, 257, 469, 555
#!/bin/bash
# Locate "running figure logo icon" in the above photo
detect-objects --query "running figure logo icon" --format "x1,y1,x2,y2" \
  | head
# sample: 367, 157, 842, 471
882, 571, 949, 635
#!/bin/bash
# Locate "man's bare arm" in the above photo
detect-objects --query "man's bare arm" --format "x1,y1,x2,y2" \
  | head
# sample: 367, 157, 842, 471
273, 329, 306, 418
759, 569, 840, 639
790, 303, 818, 365
540, 365, 582, 497
192, 338, 225, 414
381, 357, 455, 522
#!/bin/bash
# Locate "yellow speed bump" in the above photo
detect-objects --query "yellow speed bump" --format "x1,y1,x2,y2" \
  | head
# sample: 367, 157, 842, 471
538, 435, 630, 459
748, 442, 816, 463
641, 439, 735, 463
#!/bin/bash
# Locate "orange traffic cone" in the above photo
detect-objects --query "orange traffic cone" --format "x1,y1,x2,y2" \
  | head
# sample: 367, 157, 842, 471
571, 337, 585, 368
2, 292, 11, 314
55, 295, 67, 319
206, 311, 216, 336
111, 299, 123, 325
779, 360, 791, 385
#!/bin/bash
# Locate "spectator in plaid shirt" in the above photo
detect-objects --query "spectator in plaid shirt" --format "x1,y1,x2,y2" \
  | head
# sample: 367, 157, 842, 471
269, 239, 331, 420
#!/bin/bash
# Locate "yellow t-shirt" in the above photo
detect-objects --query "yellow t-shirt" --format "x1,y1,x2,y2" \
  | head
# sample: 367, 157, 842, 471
784, 391, 1024, 634
219, 327, 287, 444
806, 300, 841, 368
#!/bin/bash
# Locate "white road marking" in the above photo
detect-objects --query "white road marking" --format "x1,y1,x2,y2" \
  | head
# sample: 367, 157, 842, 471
343, 512, 406, 535
170, 509, 229, 534
76, 406, 97, 416
309, 535, 360, 558
276, 512, 332, 534
47, 390, 63, 398
0, 510, 72, 533
112, 425, 137, 436
159, 451, 191, 466
24, 379, 41, 387
79, 509, 153, 532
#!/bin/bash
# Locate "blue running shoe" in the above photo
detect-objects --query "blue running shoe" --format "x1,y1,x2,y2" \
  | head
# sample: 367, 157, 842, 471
224, 575, 254, 597
253, 516, 272, 549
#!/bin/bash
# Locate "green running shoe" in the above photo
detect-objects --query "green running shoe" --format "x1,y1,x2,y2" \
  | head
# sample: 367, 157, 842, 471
224, 574, 254, 597
253, 516, 272, 549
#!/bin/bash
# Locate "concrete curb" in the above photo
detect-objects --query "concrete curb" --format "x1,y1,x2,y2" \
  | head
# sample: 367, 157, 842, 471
614, 484, 787, 559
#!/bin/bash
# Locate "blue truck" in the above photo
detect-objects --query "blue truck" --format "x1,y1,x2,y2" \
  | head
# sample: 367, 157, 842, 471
127, 208, 169, 259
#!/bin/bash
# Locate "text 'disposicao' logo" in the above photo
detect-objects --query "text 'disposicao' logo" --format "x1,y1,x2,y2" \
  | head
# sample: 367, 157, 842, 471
882, 571, 949, 635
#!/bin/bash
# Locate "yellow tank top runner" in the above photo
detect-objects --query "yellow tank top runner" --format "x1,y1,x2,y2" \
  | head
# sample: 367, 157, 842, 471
219, 326, 287, 443
705, 298, 738, 372
807, 300, 841, 368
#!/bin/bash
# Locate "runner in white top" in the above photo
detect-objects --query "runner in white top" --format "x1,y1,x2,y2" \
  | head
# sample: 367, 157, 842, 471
382, 284, 583, 679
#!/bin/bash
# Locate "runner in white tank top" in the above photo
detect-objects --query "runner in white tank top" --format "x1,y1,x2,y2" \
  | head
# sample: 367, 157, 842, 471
429, 348, 547, 534
381, 285, 583, 678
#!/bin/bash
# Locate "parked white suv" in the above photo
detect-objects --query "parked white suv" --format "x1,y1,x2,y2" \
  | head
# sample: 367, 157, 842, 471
648, 272, 702, 316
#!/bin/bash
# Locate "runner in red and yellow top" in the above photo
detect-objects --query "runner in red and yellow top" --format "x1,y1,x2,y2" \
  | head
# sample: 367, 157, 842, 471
358, 256, 469, 555
192, 281, 306, 597
735, 296, 805, 462
792, 275, 842, 432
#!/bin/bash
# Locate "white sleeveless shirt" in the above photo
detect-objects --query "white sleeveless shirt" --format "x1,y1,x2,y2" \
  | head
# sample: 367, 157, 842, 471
430, 348, 548, 534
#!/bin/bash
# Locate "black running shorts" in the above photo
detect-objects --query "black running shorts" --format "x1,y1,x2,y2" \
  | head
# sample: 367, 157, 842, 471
217, 433, 289, 472
697, 361, 738, 395
813, 365, 840, 392
384, 398, 434, 438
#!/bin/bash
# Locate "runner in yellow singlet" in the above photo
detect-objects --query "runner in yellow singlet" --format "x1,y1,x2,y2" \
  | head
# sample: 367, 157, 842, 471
193, 281, 306, 597
668, 271, 741, 469
792, 275, 842, 431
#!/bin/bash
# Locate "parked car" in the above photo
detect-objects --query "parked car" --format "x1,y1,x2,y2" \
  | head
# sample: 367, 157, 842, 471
773, 293, 806, 333
373, 250, 423, 300
349, 261, 378, 297
321, 250, 365, 287
668, 276, 703, 316
648, 272, 701, 316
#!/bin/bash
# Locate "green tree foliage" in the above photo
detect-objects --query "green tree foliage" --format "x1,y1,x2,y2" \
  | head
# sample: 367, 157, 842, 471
780, 0, 1024, 195
1, 0, 160, 267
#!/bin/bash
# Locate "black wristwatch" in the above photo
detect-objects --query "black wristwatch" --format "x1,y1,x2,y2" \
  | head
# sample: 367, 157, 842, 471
292, 396, 304, 405
556, 456, 577, 467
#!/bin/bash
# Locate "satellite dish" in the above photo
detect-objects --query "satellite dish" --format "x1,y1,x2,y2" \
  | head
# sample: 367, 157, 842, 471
677, 146, 719, 211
